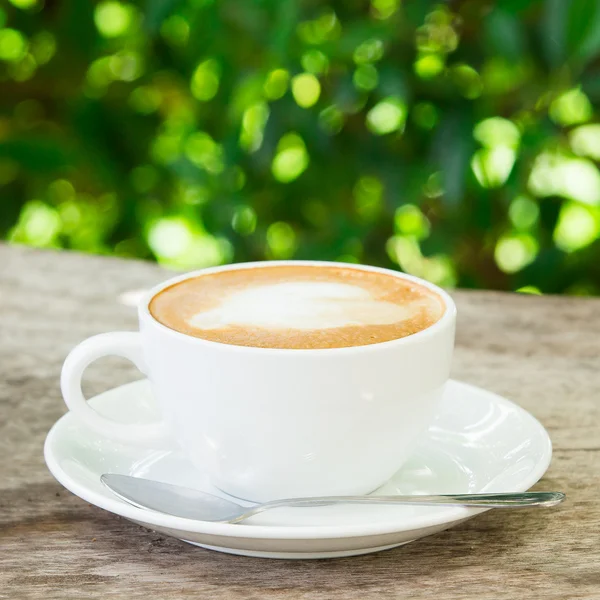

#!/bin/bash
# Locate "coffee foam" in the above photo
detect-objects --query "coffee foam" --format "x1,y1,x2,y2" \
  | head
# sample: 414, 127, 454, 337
188, 281, 415, 331
149, 265, 445, 349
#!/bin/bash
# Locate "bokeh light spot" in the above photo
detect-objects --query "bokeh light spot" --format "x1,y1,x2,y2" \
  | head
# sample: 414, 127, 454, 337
227, 166, 246, 192
482, 58, 529, 95
109, 51, 143, 81
297, 10, 341, 45
185, 132, 224, 174
0, 29, 27, 62
452, 64, 483, 99
387, 235, 456, 287
366, 97, 407, 135
549, 88, 593, 126
414, 53, 444, 79
319, 105, 344, 134
509, 196, 539, 230
472, 147, 516, 188
353, 64, 378, 91
291, 73, 321, 108
272, 133, 309, 183
266, 222, 297, 259
301, 49, 329, 74
412, 102, 438, 129
240, 102, 269, 153
553, 202, 600, 252
517, 286, 542, 295
422, 255, 457, 287
423, 172, 444, 197
47, 179, 75, 203
11, 53, 37, 81
228, 74, 264, 119
371, 0, 399, 20
86, 56, 113, 90
58, 201, 82, 234
232, 205, 257, 236
9, 0, 37, 10
147, 217, 226, 269
416, 6, 459, 53
129, 85, 161, 114
263, 68, 289, 100
191, 59, 220, 101
387, 236, 420, 272
181, 185, 209, 205
354, 176, 383, 222
353, 38, 384, 64
569, 124, 600, 160
30, 31, 56, 64
395, 204, 430, 239
161, 15, 190, 47
94, 2, 135, 38
9, 200, 60, 247
474, 117, 520, 149
529, 154, 600, 205
151, 132, 182, 164
494, 234, 539, 273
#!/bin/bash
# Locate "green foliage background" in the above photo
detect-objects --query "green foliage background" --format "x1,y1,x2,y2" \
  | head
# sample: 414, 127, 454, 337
2, 0, 600, 294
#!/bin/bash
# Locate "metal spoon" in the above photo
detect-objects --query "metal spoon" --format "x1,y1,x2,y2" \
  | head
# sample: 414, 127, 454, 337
101, 474, 565, 524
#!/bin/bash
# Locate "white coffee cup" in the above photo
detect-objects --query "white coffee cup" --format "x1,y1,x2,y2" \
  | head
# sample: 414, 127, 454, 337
61, 261, 456, 502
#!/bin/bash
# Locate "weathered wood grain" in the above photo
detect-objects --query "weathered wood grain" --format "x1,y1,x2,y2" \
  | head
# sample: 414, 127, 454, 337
1, 245, 598, 600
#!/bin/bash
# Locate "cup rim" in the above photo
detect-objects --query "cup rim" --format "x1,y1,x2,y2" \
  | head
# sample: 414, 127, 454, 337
138, 260, 456, 355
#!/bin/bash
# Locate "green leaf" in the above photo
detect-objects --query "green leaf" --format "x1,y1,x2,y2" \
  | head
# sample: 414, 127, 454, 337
144, 0, 185, 35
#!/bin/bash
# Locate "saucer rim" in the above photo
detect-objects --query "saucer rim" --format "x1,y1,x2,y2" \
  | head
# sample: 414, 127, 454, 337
44, 379, 552, 541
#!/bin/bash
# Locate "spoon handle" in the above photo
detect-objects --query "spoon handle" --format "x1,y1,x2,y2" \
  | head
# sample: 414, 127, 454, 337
235, 492, 565, 522
101, 474, 565, 524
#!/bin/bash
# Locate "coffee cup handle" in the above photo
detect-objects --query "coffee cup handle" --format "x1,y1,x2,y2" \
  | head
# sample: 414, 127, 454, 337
60, 332, 170, 445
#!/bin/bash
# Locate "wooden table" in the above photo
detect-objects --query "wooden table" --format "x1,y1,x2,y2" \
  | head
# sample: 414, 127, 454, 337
1, 245, 598, 600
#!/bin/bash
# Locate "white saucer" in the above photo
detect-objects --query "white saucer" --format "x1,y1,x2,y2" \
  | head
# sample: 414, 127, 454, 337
45, 379, 552, 559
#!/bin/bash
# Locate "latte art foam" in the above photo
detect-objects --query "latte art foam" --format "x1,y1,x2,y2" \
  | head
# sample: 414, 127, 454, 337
188, 282, 415, 331
149, 265, 445, 349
